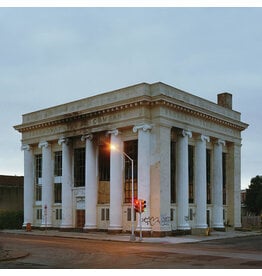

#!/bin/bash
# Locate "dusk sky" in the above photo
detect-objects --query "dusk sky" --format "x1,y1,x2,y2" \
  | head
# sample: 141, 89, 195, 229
0, 3, 261, 189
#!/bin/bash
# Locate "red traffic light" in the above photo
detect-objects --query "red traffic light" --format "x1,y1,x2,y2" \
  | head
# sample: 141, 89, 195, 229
134, 198, 140, 213
133, 199, 147, 213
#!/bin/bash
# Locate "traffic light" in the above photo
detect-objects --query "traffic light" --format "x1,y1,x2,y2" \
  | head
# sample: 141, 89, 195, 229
134, 198, 140, 213
141, 200, 146, 212
134, 199, 147, 213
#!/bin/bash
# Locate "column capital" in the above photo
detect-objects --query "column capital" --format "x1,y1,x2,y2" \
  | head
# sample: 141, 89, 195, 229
199, 135, 210, 143
133, 124, 152, 133
58, 137, 70, 145
38, 141, 50, 149
21, 144, 31, 151
107, 129, 120, 136
182, 130, 192, 138
215, 139, 226, 146
81, 133, 93, 142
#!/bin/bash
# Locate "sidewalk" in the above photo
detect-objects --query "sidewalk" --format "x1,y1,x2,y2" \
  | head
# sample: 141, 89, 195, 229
1, 228, 261, 262
1, 227, 261, 243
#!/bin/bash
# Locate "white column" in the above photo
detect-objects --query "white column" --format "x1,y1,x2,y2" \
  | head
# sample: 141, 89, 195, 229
108, 129, 123, 232
195, 135, 210, 229
39, 141, 53, 227
176, 130, 192, 230
81, 134, 98, 230
133, 124, 152, 231
58, 138, 73, 228
22, 144, 34, 227
212, 139, 225, 229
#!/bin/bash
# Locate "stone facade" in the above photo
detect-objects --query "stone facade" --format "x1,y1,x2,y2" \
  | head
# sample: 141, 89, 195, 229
14, 82, 248, 236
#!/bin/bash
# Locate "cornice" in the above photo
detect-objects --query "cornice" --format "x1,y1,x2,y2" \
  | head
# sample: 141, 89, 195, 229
14, 96, 248, 133
14, 98, 151, 133
152, 98, 248, 131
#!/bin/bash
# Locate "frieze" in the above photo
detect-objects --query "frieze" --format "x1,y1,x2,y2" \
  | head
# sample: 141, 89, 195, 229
162, 107, 240, 138
22, 125, 68, 140
15, 97, 247, 142
22, 106, 148, 140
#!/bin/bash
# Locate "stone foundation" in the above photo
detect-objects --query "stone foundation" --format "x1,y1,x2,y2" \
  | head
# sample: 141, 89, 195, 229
108, 229, 123, 235
172, 229, 192, 236
191, 228, 209, 236
213, 227, 226, 232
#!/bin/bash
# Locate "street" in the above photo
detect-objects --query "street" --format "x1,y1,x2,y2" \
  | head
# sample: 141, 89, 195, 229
0, 232, 262, 269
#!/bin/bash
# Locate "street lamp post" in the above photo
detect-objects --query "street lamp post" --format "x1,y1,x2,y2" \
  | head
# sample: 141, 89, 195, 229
110, 144, 136, 241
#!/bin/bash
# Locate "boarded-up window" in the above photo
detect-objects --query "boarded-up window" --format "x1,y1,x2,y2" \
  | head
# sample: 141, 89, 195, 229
124, 140, 138, 203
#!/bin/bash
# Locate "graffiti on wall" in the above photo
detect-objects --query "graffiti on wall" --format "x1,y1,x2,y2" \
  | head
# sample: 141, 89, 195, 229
142, 215, 171, 227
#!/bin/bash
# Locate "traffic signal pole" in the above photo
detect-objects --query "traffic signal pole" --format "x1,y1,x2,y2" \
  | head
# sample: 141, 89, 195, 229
139, 200, 142, 241
130, 158, 136, 241
134, 198, 146, 241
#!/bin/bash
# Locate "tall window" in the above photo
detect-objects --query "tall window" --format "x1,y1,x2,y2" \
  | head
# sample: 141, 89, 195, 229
222, 152, 227, 205
206, 149, 211, 204
54, 183, 62, 203
99, 145, 110, 181
74, 148, 85, 187
98, 144, 110, 204
124, 140, 138, 203
101, 208, 110, 221
188, 145, 194, 203
35, 154, 42, 201
36, 209, 42, 220
54, 151, 62, 203
35, 154, 42, 179
127, 207, 137, 221
170, 140, 176, 203
54, 151, 62, 177
55, 209, 62, 220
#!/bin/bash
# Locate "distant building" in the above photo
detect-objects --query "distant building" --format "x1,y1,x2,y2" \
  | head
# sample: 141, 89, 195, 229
0, 175, 24, 212
14, 82, 248, 236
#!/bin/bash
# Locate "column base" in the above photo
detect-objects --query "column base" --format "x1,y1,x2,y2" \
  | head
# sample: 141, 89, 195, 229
83, 224, 97, 230
195, 223, 208, 229
40, 224, 52, 228
212, 223, 225, 231
177, 225, 191, 230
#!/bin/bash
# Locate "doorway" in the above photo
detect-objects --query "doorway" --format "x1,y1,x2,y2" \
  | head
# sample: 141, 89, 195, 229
76, 210, 85, 228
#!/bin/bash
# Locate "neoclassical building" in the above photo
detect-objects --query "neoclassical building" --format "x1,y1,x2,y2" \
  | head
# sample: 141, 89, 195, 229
14, 82, 248, 236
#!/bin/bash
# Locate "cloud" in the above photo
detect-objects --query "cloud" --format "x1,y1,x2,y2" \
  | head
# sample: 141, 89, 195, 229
0, 7, 261, 188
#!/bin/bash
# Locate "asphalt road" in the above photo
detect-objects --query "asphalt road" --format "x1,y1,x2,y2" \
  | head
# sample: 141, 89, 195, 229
0, 232, 262, 269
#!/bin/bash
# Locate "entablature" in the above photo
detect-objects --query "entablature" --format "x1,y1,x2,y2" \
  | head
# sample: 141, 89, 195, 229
14, 92, 248, 136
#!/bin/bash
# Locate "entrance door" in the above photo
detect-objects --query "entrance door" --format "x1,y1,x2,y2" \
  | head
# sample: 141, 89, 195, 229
76, 210, 85, 228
